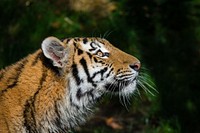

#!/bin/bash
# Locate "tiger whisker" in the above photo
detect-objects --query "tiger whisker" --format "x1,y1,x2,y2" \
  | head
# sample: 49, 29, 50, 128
102, 30, 114, 39
118, 82, 124, 107
102, 30, 109, 39
107, 80, 117, 98
138, 75, 157, 93
122, 82, 130, 111
138, 80, 156, 96
136, 86, 142, 99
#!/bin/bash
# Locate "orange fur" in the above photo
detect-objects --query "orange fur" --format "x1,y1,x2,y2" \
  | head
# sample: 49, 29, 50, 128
0, 50, 68, 132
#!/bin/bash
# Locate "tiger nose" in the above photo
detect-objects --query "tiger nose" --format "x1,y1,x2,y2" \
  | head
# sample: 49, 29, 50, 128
129, 62, 141, 71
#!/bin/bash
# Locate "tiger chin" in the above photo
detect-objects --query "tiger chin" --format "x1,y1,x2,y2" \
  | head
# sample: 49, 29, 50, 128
0, 36, 141, 133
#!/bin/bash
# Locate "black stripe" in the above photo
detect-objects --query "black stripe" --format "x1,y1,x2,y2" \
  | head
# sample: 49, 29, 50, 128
118, 73, 133, 78
117, 69, 122, 73
6, 81, 17, 89
32, 52, 42, 66
54, 103, 67, 132
89, 42, 96, 51
72, 64, 82, 85
87, 89, 96, 102
76, 87, 95, 101
77, 49, 83, 55
23, 100, 38, 133
76, 88, 82, 100
83, 38, 88, 44
93, 57, 98, 63
73, 42, 77, 47
96, 60, 105, 64
66, 38, 71, 44
91, 67, 108, 80
0, 59, 28, 94
68, 79, 80, 109
86, 52, 92, 59
54, 103, 61, 125
100, 67, 108, 80
8, 59, 28, 88
23, 67, 48, 132
106, 68, 114, 78
36, 67, 48, 93
69, 95, 80, 110
80, 58, 90, 81
117, 77, 135, 81
80, 58, 96, 87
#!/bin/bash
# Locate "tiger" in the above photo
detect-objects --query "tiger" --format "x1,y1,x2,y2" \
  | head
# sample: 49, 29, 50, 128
0, 36, 141, 133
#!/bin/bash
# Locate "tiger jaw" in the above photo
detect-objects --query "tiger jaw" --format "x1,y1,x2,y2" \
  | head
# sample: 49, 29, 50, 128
68, 70, 138, 110
104, 73, 138, 95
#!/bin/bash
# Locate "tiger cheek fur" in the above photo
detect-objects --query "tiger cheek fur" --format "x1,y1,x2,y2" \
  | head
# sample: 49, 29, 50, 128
0, 36, 140, 133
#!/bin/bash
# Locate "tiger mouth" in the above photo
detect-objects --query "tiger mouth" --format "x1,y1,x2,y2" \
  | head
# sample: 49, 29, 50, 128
104, 78, 137, 93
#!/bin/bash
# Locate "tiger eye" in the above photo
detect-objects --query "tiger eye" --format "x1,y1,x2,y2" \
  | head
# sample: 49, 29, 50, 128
97, 51, 103, 57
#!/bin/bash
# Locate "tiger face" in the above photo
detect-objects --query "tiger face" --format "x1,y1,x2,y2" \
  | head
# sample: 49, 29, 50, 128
42, 37, 140, 106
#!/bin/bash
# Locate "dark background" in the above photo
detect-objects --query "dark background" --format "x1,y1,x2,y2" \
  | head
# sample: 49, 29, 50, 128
0, 0, 200, 133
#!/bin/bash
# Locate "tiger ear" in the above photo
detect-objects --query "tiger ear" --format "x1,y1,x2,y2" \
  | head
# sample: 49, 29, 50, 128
41, 37, 67, 68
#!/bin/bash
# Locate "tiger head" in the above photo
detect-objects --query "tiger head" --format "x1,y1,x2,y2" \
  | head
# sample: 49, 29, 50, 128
42, 36, 140, 102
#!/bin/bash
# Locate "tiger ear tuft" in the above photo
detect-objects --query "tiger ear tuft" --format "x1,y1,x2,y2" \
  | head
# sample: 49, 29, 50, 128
41, 37, 66, 68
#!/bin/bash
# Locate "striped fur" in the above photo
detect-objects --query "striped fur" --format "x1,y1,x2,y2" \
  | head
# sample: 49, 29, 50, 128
0, 36, 140, 133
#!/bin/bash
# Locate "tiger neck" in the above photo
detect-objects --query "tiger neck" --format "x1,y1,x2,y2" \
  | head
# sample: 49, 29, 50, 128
39, 50, 104, 128
67, 74, 103, 110
37, 64, 103, 129
54, 74, 103, 128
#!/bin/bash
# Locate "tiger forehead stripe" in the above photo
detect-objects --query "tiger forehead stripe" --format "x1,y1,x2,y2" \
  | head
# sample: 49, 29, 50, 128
79, 38, 110, 54
97, 39, 106, 45
83, 38, 88, 44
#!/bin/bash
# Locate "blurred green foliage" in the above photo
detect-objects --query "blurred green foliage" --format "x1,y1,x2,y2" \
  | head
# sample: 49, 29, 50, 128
1, 0, 200, 133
